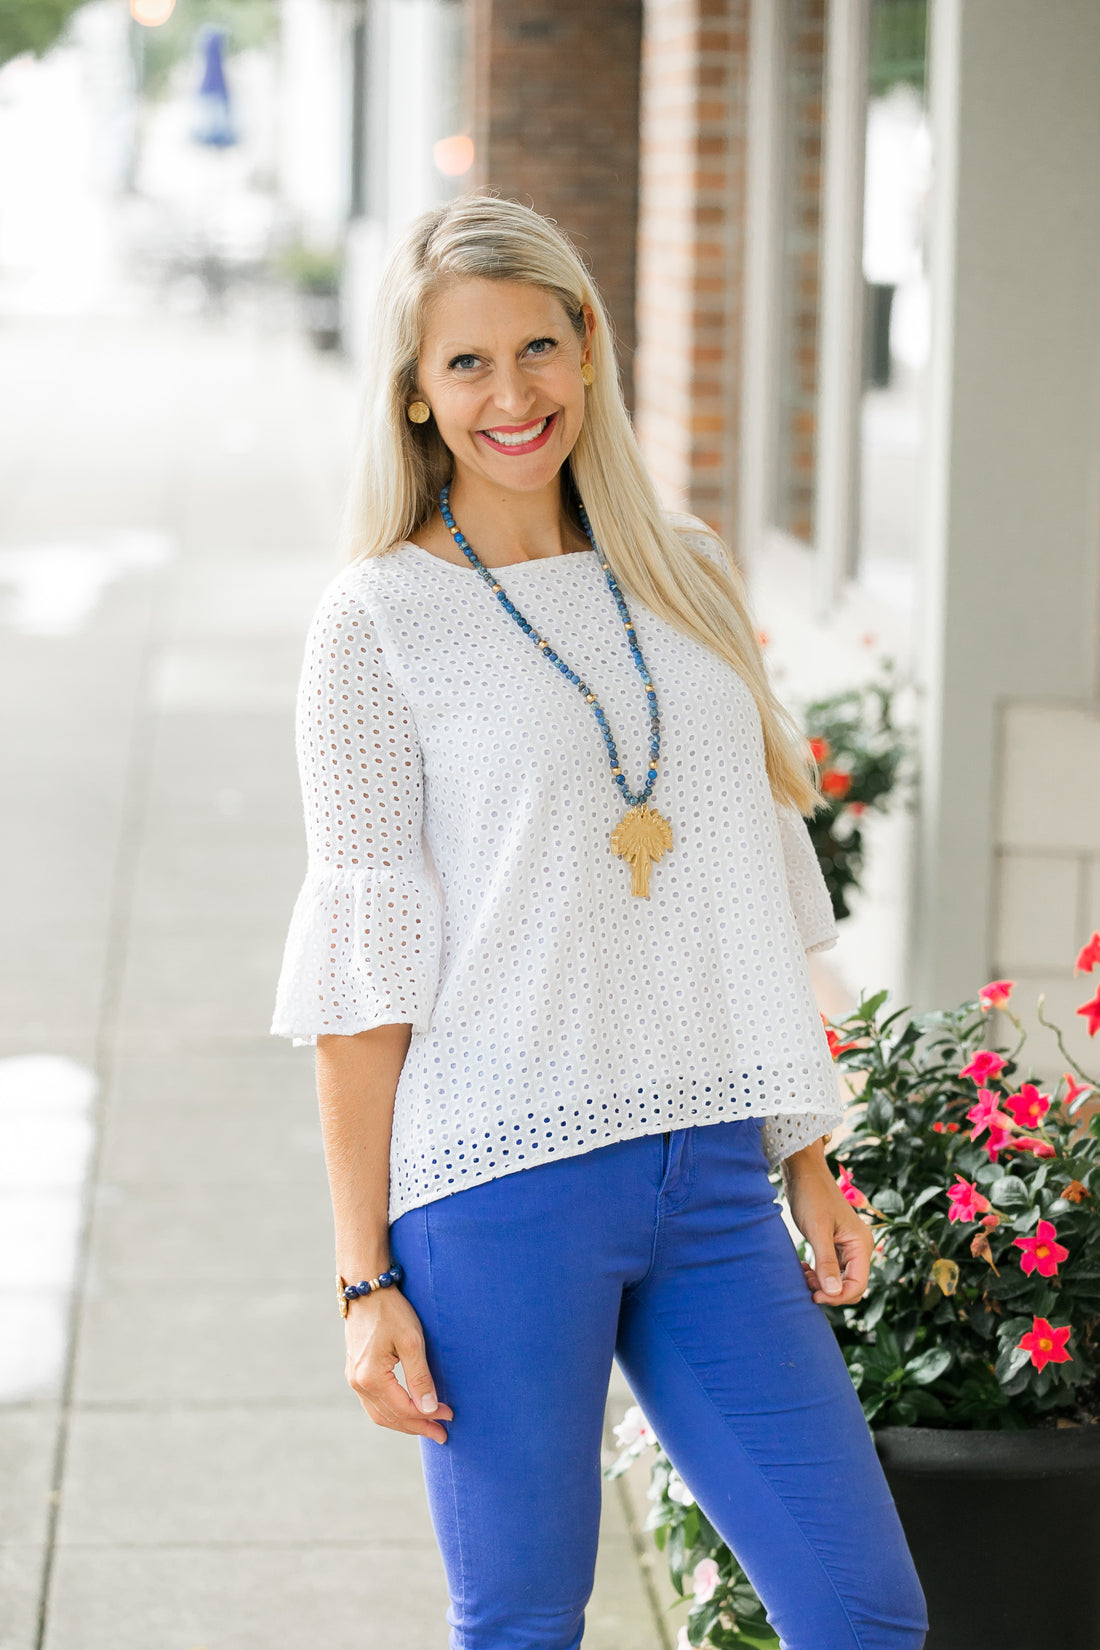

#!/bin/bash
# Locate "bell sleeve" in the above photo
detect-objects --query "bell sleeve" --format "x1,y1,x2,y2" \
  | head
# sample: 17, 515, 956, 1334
270, 576, 443, 1044
775, 801, 838, 955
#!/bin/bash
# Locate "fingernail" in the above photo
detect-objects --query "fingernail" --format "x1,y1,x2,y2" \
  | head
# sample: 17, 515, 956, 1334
824, 1276, 841, 1295
420, 1392, 438, 1413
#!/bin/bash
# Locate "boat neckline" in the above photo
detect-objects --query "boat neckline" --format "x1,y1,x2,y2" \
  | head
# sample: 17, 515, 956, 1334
398, 541, 598, 575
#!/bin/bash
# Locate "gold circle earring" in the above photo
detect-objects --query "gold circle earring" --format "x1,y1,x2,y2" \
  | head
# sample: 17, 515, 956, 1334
407, 400, 431, 424
581, 363, 595, 387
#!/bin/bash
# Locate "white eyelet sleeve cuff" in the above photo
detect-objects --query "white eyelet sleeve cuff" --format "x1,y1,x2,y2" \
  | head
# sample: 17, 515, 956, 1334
270, 571, 443, 1045
271, 865, 442, 1043
775, 802, 838, 955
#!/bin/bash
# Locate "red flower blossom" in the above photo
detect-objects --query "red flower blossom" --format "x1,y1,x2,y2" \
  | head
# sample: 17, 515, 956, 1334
1013, 1219, 1069, 1278
808, 736, 831, 763
1006, 1136, 1056, 1159
1062, 1073, 1093, 1110
946, 1177, 991, 1223
979, 979, 1015, 1010
1075, 932, 1100, 974
967, 1088, 1015, 1144
847, 801, 867, 817
959, 1050, 1006, 1083
1005, 1083, 1051, 1130
980, 1213, 1000, 1230
1018, 1317, 1072, 1371
932, 1120, 960, 1134
1076, 987, 1100, 1038
837, 1166, 868, 1208
821, 1016, 858, 1059
821, 769, 852, 799
983, 1121, 1014, 1163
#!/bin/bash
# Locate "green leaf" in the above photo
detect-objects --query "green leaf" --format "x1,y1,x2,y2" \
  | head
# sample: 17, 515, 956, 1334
866, 1094, 896, 1134
905, 1346, 953, 1385
989, 1176, 1029, 1209
859, 989, 891, 1021
876, 1323, 901, 1365
873, 1188, 904, 1214
911, 1184, 946, 1212
994, 1343, 1031, 1384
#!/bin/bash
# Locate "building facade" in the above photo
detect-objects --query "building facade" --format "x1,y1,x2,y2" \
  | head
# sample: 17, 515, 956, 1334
320, 0, 1100, 1071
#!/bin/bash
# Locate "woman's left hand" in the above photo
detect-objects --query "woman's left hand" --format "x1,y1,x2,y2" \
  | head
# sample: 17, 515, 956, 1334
782, 1142, 871, 1307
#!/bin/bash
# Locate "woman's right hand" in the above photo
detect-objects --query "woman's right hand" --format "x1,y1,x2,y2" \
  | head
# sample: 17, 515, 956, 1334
344, 1290, 454, 1445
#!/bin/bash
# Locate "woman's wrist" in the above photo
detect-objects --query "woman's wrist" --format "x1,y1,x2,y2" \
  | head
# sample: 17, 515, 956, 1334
781, 1135, 832, 1181
336, 1238, 393, 1279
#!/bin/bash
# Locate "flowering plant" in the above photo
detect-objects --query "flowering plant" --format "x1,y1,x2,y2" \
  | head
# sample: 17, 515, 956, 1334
603, 1407, 780, 1649
801, 664, 914, 920
606, 939, 1100, 1646
822, 955, 1100, 1429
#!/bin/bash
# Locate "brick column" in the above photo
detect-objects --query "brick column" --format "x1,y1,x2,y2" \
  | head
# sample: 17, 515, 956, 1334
468, 0, 643, 400
633, 0, 750, 546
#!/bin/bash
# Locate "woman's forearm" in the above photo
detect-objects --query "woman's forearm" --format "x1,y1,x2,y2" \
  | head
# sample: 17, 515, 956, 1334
315, 1023, 412, 1278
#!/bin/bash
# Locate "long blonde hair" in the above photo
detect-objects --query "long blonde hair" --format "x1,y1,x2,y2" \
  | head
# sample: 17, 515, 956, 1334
342, 196, 820, 815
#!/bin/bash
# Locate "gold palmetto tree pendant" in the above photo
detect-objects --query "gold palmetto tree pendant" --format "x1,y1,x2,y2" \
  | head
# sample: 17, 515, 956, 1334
610, 803, 674, 897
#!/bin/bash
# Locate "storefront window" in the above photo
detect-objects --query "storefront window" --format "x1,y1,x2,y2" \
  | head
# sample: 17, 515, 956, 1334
772, 0, 827, 547
857, 0, 930, 605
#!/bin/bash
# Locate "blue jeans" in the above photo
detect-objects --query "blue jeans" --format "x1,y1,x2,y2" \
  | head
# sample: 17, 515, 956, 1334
389, 1119, 927, 1650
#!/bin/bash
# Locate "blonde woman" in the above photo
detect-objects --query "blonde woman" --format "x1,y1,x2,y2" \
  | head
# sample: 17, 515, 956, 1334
272, 197, 926, 1650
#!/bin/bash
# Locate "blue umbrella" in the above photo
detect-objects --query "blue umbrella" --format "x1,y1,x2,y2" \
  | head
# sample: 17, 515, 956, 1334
191, 26, 238, 148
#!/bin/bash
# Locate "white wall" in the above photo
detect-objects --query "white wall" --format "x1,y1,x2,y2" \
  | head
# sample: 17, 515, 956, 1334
913, 0, 1100, 1015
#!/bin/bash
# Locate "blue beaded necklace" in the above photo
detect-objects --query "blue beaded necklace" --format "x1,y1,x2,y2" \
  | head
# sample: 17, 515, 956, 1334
439, 483, 674, 897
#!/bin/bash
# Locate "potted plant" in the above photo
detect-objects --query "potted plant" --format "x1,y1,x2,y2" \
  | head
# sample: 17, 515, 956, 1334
277, 240, 344, 352
606, 939, 1100, 1650
800, 664, 914, 920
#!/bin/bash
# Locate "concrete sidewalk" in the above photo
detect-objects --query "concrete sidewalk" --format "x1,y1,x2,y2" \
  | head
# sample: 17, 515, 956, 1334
0, 312, 668, 1650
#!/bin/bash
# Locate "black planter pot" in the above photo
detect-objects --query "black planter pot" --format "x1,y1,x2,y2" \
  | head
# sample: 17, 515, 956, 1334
875, 1425, 1100, 1650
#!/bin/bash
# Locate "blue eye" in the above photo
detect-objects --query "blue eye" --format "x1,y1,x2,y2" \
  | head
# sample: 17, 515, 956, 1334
526, 337, 556, 356
449, 353, 480, 371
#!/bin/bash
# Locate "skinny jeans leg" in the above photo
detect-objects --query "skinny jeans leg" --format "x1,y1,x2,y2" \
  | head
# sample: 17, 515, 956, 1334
389, 1120, 927, 1650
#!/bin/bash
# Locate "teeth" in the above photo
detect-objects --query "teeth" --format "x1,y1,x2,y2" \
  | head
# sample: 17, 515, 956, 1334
483, 418, 549, 447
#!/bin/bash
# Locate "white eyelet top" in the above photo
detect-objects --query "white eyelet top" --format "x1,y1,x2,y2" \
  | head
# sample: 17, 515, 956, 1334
271, 515, 843, 1222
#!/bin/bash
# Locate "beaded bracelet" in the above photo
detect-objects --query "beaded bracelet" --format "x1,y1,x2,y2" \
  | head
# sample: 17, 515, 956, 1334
336, 1261, 405, 1319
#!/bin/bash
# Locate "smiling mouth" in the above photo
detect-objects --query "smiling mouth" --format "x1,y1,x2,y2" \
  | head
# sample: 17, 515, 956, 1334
477, 413, 558, 453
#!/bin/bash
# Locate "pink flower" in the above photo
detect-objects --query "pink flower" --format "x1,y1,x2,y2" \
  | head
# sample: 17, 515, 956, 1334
691, 1558, 721, 1605
837, 1165, 868, 1208
932, 1120, 960, 1134
1062, 1073, 1094, 1111
1007, 1136, 1056, 1159
983, 1120, 1014, 1163
959, 1050, 1006, 1083
1075, 932, 1100, 974
1076, 987, 1100, 1038
947, 1177, 991, 1223
1019, 1317, 1072, 1371
979, 979, 1015, 1010
612, 1405, 654, 1453
676, 1629, 692, 1650
1013, 1220, 1069, 1278
967, 1088, 1015, 1144
1005, 1083, 1051, 1130
981, 1213, 1001, 1230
